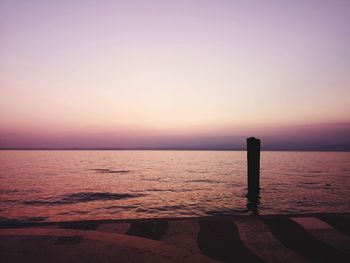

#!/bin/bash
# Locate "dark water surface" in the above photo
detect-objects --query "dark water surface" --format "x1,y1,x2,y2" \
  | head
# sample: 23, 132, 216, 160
0, 151, 349, 222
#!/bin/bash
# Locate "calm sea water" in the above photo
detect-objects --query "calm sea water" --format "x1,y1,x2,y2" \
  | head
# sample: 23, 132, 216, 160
0, 150, 349, 223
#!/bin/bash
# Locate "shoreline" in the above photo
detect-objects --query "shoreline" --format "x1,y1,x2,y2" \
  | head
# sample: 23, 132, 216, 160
2, 212, 349, 228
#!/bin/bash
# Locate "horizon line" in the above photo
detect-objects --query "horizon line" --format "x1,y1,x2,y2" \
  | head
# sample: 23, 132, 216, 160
1, 148, 349, 152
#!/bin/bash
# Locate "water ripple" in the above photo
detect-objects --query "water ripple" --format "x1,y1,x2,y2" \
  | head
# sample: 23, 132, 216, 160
186, 179, 224, 184
92, 169, 131, 174
23, 192, 145, 206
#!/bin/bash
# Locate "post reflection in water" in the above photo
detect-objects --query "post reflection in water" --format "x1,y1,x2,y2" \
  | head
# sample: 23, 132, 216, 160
246, 193, 260, 215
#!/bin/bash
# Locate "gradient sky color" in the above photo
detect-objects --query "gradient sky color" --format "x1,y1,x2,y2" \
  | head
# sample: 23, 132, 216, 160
1, 0, 350, 150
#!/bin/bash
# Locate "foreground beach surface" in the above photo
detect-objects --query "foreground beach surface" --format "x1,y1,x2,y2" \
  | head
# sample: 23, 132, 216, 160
1, 213, 349, 262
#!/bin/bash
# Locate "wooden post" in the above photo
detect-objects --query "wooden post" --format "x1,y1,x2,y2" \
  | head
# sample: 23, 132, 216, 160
247, 137, 261, 197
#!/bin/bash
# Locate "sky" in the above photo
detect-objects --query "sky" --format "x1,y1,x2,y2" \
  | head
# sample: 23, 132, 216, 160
0, 0, 350, 150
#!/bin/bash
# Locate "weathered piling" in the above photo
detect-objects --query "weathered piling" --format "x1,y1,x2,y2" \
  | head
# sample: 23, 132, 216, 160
247, 137, 261, 197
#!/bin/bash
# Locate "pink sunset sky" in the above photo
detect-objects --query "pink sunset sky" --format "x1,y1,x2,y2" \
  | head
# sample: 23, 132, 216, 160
0, 0, 349, 150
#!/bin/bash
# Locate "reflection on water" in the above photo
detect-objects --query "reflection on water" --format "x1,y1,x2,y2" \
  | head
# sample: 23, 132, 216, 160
0, 150, 350, 222
246, 194, 260, 215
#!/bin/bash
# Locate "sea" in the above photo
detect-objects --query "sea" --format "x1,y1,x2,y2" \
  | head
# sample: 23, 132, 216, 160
0, 150, 349, 223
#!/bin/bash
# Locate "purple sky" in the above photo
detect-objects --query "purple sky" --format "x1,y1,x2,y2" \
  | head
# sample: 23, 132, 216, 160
0, 1, 350, 150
